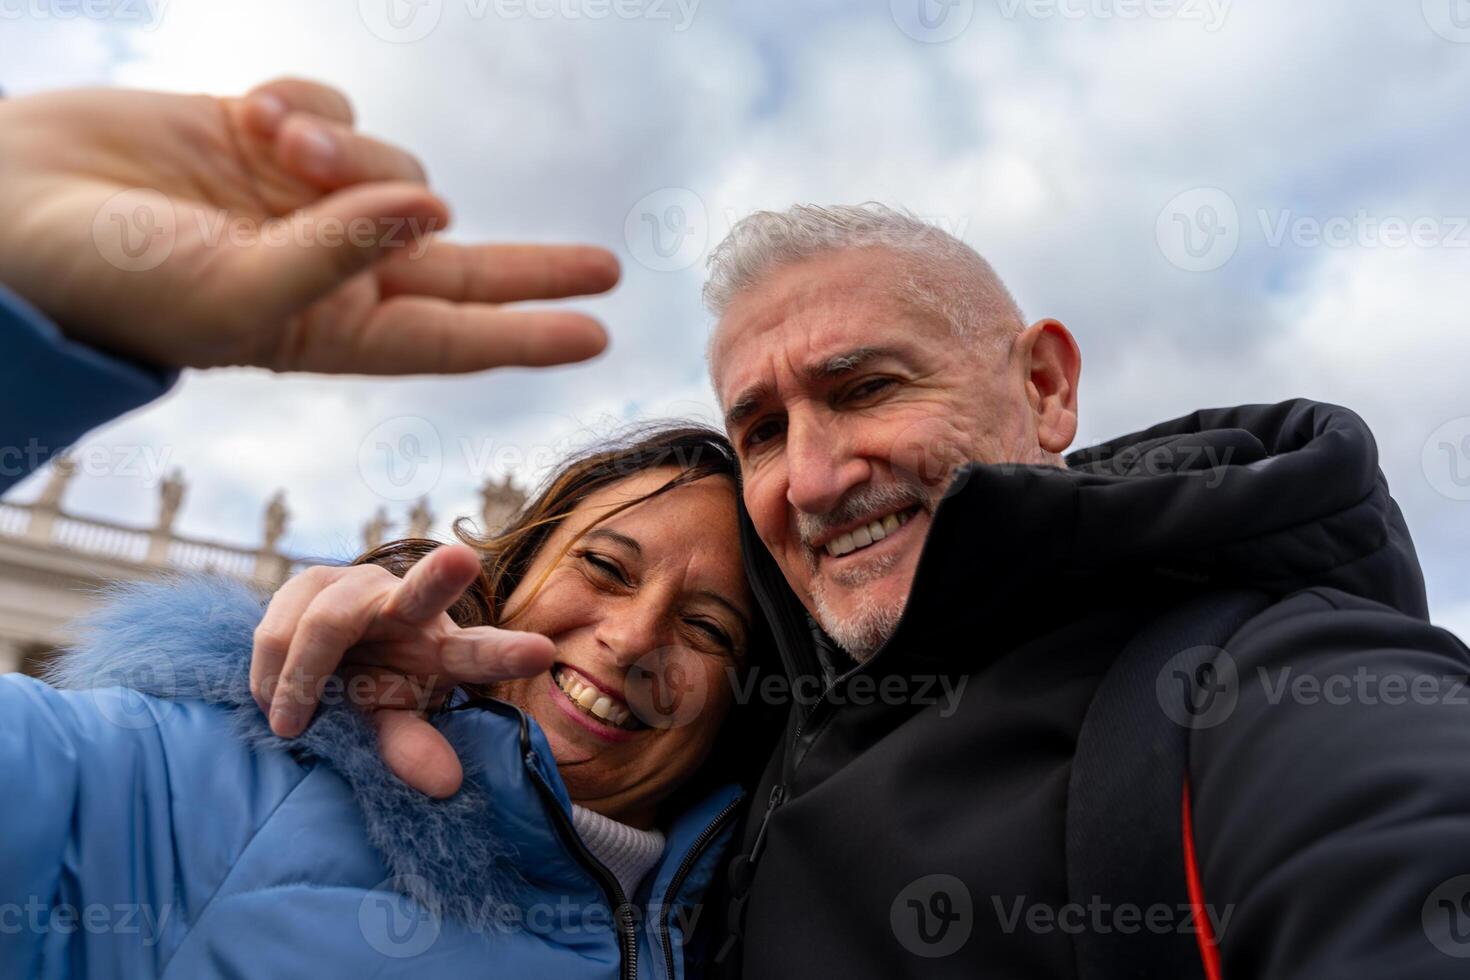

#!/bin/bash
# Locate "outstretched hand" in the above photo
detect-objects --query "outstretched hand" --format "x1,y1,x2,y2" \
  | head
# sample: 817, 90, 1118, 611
251, 544, 553, 798
0, 77, 619, 374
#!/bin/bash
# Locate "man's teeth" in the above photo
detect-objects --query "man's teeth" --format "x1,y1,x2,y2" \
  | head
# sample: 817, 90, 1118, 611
824, 509, 914, 558
554, 668, 636, 729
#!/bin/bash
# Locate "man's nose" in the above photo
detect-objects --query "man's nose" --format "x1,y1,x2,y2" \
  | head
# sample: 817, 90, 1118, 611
785, 415, 870, 517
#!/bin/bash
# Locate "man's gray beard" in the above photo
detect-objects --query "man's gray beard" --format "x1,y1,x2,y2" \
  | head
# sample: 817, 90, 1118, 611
808, 549, 909, 662
797, 480, 931, 662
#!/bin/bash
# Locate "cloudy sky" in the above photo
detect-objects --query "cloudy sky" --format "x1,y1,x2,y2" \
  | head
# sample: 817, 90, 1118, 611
3, 0, 1469, 636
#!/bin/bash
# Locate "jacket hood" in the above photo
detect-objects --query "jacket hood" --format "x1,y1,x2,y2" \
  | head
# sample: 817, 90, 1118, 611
740, 399, 1429, 675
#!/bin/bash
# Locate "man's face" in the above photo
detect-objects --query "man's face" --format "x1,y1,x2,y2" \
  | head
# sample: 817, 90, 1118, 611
712, 247, 1044, 657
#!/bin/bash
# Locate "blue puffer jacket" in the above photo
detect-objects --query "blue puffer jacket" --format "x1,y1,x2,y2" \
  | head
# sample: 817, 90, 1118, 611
0, 575, 743, 980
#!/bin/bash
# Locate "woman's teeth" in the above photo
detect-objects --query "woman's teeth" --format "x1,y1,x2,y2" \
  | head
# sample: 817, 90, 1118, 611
824, 507, 916, 558
554, 668, 638, 729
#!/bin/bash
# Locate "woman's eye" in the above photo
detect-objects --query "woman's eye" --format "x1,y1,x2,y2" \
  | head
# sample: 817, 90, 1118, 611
687, 618, 734, 651
583, 553, 628, 585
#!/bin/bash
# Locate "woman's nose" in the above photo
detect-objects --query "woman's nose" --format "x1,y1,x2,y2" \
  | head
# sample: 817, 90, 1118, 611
593, 599, 665, 666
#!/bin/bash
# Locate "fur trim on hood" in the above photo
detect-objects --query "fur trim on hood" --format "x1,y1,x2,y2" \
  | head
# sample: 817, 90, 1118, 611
44, 574, 523, 930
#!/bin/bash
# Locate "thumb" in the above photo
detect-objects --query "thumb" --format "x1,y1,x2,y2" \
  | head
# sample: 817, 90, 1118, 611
241, 181, 450, 316
372, 708, 464, 799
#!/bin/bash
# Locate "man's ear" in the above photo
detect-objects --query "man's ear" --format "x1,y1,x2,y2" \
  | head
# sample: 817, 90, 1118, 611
1017, 318, 1081, 455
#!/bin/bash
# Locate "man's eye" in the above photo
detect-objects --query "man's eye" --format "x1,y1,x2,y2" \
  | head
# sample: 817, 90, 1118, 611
845, 377, 897, 402
744, 418, 785, 450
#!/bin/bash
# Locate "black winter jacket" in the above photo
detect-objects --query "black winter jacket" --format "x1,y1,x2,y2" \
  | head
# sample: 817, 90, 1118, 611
714, 399, 1470, 978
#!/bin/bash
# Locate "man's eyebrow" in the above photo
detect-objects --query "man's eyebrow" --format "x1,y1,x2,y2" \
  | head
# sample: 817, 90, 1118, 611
724, 382, 771, 430
582, 528, 642, 555
806, 346, 900, 381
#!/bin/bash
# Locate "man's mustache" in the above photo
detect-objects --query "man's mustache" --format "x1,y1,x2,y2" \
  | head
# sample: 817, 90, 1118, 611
796, 481, 932, 551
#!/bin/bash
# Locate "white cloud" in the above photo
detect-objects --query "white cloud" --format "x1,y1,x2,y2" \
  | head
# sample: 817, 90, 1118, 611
3, 0, 1467, 622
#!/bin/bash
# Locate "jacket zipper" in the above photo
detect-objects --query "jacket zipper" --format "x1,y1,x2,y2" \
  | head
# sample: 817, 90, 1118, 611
656, 796, 743, 980
516, 711, 639, 980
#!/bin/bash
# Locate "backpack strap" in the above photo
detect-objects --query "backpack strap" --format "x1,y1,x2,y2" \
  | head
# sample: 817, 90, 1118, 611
1066, 588, 1270, 980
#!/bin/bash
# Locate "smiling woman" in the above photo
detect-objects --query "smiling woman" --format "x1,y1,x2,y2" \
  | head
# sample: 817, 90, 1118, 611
357, 424, 771, 829
0, 422, 781, 980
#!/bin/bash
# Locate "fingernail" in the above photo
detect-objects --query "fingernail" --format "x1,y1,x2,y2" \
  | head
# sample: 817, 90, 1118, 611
269, 702, 298, 737
295, 126, 336, 179
249, 93, 287, 131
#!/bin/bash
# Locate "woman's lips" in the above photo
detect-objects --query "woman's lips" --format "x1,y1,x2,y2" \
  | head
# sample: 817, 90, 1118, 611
546, 671, 640, 743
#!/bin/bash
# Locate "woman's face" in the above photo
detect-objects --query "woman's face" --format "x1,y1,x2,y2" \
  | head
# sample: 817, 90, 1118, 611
494, 468, 752, 828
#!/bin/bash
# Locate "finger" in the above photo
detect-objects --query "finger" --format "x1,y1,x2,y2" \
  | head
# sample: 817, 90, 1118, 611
377, 242, 620, 304
275, 114, 428, 189
438, 625, 556, 684
252, 566, 346, 714
317, 300, 609, 375
242, 76, 355, 135
240, 181, 451, 319
372, 709, 465, 799
379, 543, 484, 625
269, 568, 400, 737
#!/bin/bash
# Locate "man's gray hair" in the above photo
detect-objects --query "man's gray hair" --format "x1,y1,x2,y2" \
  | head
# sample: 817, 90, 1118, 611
703, 203, 1026, 351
